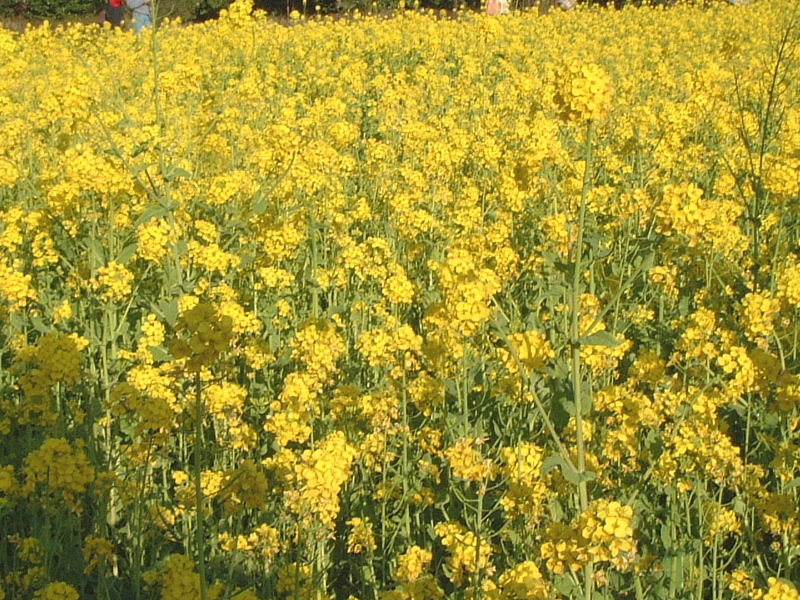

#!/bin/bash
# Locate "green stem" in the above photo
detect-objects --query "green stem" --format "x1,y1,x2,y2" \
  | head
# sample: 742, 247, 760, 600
571, 121, 593, 509
193, 372, 208, 600
572, 119, 594, 600
473, 486, 485, 600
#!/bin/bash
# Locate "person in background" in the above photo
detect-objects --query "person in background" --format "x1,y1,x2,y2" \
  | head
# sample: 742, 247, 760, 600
126, 0, 151, 33
105, 0, 125, 27
486, 0, 501, 14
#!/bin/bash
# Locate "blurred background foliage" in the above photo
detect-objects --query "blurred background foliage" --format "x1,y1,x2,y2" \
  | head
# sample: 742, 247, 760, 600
0, 0, 629, 28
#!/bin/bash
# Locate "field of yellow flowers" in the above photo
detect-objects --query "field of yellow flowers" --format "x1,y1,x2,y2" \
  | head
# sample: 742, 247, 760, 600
1, 0, 799, 598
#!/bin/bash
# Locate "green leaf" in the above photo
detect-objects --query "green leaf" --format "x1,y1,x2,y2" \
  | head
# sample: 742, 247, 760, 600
117, 243, 138, 265
163, 166, 192, 181
733, 497, 748, 515
130, 142, 149, 157
554, 573, 580, 596
579, 330, 622, 347
252, 197, 268, 216
157, 299, 179, 326
134, 205, 170, 227
148, 346, 172, 362
541, 454, 594, 486
678, 294, 690, 317
132, 162, 157, 176
638, 250, 656, 273
490, 309, 510, 336
174, 239, 188, 257
571, 470, 596, 485
660, 523, 672, 547
86, 239, 105, 263
30, 314, 49, 334
784, 477, 800, 490
540, 454, 564, 476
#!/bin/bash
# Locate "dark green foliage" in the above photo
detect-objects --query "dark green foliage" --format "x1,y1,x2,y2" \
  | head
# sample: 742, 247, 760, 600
1, 0, 483, 22
0, 0, 97, 19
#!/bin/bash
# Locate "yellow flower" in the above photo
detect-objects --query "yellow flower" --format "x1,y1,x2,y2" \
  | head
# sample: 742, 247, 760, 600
136, 217, 179, 263
285, 431, 357, 527
499, 443, 549, 521
169, 302, 234, 372
83, 535, 115, 575
741, 291, 780, 342
554, 63, 614, 123
53, 299, 73, 324
497, 561, 549, 600
443, 437, 495, 482
762, 578, 800, 600
506, 331, 554, 373
94, 261, 135, 302
32, 582, 79, 600
149, 555, 202, 600
395, 546, 433, 583
22, 438, 94, 512
346, 517, 377, 554
0, 261, 37, 311
434, 521, 494, 586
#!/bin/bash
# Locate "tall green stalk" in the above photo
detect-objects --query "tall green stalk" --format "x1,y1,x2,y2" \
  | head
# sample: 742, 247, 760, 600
571, 119, 594, 600
193, 372, 209, 600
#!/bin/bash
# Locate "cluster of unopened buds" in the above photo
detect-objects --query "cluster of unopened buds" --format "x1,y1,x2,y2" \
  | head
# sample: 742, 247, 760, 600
168, 303, 234, 372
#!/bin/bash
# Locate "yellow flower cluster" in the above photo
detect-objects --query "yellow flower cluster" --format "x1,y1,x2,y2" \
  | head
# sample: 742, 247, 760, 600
433, 248, 502, 336
658, 417, 745, 486
136, 217, 180, 263
32, 582, 79, 600
357, 323, 422, 369
0, 260, 37, 311
498, 443, 549, 521
291, 318, 346, 383
94, 261, 135, 302
187, 240, 240, 274
742, 291, 780, 343
540, 500, 635, 573
12, 332, 86, 424
284, 431, 357, 527
109, 381, 174, 439
169, 302, 234, 372
82, 535, 115, 575
577, 294, 631, 376
777, 261, 800, 308
655, 182, 746, 257
702, 502, 741, 546
434, 521, 494, 586
443, 437, 495, 482
0, 465, 19, 505
593, 384, 661, 464
760, 578, 800, 600
219, 523, 280, 562
504, 331, 554, 374
496, 561, 550, 600
346, 517, 377, 554
276, 563, 330, 600
755, 492, 800, 545
395, 546, 433, 583
554, 63, 614, 123
14, 536, 45, 564
143, 555, 218, 600
119, 313, 167, 363
383, 265, 416, 304
1, 0, 800, 598
265, 372, 318, 446
22, 438, 94, 511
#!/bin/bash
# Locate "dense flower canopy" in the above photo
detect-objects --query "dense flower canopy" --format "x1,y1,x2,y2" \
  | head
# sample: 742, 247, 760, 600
0, 0, 799, 598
